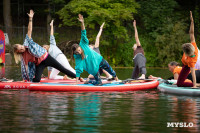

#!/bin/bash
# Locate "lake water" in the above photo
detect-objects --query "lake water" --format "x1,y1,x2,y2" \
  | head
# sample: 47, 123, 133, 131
0, 66, 200, 132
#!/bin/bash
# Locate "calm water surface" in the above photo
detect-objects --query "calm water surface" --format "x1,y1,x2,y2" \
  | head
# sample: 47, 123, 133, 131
0, 66, 200, 133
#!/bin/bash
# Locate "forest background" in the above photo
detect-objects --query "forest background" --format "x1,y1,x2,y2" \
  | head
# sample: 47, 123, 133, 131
1, 0, 200, 67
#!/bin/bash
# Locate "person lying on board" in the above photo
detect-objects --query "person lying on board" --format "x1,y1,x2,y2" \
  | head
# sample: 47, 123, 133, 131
132, 20, 147, 79
87, 22, 112, 81
149, 61, 200, 83
13, 10, 81, 82
71, 14, 118, 86
43, 20, 81, 81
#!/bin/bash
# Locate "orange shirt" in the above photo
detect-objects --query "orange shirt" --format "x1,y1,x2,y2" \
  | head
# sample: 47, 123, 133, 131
173, 66, 182, 75
181, 42, 198, 68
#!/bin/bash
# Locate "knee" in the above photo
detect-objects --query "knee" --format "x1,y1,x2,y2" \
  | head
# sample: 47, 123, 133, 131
176, 81, 183, 87
49, 74, 55, 79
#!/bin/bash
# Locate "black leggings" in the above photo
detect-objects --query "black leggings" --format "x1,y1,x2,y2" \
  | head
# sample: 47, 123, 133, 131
187, 70, 200, 83
33, 55, 76, 82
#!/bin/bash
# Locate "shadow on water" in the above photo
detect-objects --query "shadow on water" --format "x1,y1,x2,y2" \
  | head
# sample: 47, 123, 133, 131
0, 66, 200, 132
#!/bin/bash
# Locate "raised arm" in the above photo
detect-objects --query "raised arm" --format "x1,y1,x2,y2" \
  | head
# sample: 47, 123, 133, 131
78, 14, 89, 45
27, 10, 34, 39
95, 22, 105, 48
78, 14, 85, 30
49, 20, 57, 46
50, 20, 54, 36
190, 11, 195, 43
133, 20, 141, 46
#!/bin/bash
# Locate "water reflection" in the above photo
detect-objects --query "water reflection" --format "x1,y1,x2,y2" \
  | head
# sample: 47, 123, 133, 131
0, 90, 200, 132
0, 66, 200, 132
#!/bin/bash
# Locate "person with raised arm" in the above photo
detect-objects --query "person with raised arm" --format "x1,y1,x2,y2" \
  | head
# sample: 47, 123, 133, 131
177, 11, 200, 88
88, 22, 112, 80
43, 20, 78, 80
71, 14, 118, 86
132, 20, 147, 79
13, 10, 79, 82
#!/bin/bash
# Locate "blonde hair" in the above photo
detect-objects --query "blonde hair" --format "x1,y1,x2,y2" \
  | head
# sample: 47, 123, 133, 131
42, 45, 50, 51
13, 44, 22, 64
182, 43, 195, 56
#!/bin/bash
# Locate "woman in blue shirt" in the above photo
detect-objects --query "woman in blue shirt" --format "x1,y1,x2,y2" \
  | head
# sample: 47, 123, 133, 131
71, 14, 118, 85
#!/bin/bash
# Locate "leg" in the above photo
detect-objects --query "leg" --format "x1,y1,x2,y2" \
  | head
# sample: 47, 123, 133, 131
45, 55, 76, 78
33, 62, 46, 82
49, 68, 61, 79
93, 72, 103, 85
57, 54, 76, 74
177, 65, 193, 87
99, 59, 118, 80
132, 66, 139, 79
138, 55, 146, 79
102, 69, 112, 78
50, 54, 76, 79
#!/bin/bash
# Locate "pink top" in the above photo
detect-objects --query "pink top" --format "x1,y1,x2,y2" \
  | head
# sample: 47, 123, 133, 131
22, 48, 48, 66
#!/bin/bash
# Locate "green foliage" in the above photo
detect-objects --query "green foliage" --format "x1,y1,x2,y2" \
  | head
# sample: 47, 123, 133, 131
155, 21, 189, 66
57, 0, 139, 66
138, 0, 178, 38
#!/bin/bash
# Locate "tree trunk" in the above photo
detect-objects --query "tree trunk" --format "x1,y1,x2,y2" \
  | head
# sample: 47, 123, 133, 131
47, 2, 51, 36
3, 0, 12, 38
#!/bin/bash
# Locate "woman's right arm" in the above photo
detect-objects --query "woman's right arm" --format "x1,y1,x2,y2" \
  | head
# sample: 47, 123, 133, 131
27, 10, 34, 39
78, 14, 85, 30
189, 11, 195, 43
133, 20, 141, 46
78, 14, 89, 45
50, 20, 56, 46
174, 73, 179, 80
95, 22, 105, 48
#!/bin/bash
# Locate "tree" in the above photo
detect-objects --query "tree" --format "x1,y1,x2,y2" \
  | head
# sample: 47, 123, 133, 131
3, 0, 12, 38
57, 0, 139, 66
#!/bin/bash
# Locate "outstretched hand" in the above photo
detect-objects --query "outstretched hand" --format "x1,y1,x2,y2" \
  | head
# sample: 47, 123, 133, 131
27, 10, 34, 18
78, 14, 84, 23
190, 11, 193, 22
133, 20, 136, 27
50, 20, 54, 26
100, 22, 105, 29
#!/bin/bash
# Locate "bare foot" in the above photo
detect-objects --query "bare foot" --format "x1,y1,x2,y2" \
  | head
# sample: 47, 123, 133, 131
138, 74, 145, 79
80, 78, 85, 82
63, 75, 72, 80
114, 76, 119, 81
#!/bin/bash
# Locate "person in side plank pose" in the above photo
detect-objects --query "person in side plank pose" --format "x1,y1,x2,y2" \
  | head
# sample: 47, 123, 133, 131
71, 14, 118, 85
43, 20, 78, 80
13, 10, 80, 82
177, 11, 200, 88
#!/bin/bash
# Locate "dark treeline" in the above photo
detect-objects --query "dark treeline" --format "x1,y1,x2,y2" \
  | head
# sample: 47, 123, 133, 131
1, 0, 200, 67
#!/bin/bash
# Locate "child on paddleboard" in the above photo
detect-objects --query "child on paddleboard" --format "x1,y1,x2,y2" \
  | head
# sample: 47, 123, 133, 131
71, 14, 118, 86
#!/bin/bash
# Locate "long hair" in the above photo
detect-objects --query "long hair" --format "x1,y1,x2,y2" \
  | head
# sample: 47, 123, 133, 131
13, 44, 22, 64
71, 44, 84, 60
168, 61, 179, 66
